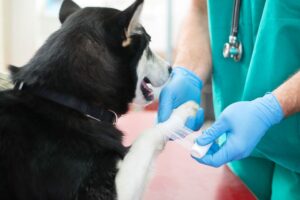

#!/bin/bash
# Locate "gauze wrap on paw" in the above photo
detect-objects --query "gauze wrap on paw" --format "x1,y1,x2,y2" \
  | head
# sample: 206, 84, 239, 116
159, 116, 212, 159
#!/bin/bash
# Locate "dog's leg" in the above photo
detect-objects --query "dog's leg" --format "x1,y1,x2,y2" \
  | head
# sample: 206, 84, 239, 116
116, 101, 199, 200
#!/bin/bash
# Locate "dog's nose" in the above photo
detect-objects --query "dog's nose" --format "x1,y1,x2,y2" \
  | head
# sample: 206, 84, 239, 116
168, 66, 173, 75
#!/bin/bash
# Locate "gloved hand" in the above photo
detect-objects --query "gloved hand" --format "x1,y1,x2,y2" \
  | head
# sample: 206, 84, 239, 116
158, 67, 204, 130
193, 93, 284, 167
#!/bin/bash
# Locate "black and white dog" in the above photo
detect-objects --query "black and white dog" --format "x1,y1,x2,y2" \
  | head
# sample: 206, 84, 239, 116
0, 0, 199, 199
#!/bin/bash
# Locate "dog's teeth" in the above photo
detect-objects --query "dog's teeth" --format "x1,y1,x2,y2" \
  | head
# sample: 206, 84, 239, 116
142, 81, 152, 92
141, 80, 154, 101
146, 83, 153, 90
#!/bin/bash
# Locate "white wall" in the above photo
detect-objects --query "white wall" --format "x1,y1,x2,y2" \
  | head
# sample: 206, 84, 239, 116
9, 0, 38, 67
0, 0, 39, 71
0, 0, 5, 72
3, 0, 191, 68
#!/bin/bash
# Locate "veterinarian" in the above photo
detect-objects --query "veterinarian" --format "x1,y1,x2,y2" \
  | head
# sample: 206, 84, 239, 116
158, 0, 300, 199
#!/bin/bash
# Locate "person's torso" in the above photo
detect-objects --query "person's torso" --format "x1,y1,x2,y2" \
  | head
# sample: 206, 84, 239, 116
207, 0, 300, 172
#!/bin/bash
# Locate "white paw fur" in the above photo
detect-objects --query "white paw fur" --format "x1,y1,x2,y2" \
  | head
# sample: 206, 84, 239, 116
116, 101, 200, 200
159, 101, 200, 139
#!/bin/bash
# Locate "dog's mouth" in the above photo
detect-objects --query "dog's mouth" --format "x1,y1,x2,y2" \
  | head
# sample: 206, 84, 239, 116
141, 77, 154, 102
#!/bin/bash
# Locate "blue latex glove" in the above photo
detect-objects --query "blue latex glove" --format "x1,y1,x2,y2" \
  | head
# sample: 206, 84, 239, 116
158, 67, 204, 130
193, 93, 284, 167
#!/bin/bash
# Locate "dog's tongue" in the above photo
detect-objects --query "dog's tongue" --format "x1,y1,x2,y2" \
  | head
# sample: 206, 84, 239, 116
141, 80, 154, 101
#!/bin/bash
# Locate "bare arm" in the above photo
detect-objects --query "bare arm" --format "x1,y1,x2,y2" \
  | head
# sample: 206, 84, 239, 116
174, 0, 212, 83
273, 71, 300, 116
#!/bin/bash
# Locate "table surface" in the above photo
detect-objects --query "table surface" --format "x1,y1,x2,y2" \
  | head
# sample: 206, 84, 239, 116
117, 111, 257, 200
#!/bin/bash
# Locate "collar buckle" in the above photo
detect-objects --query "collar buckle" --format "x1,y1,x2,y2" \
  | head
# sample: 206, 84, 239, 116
109, 110, 118, 125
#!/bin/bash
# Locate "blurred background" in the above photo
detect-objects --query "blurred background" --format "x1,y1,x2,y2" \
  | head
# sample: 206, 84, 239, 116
0, 0, 191, 71
0, 0, 214, 120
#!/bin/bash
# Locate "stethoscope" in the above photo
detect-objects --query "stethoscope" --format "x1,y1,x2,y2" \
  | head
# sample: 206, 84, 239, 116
223, 0, 242, 62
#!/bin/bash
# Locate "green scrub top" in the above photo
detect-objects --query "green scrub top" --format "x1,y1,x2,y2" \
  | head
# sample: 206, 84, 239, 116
207, 0, 300, 173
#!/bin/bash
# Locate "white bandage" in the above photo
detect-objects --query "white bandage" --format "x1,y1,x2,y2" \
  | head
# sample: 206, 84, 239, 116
159, 118, 212, 159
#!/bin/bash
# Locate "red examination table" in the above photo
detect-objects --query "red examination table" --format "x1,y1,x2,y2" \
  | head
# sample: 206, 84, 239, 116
117, 111, 257, 200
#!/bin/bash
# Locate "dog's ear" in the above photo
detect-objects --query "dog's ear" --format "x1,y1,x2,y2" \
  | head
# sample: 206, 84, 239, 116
59, 0, 81, 24
120, 0, 144, 47
8, 65, 20, 75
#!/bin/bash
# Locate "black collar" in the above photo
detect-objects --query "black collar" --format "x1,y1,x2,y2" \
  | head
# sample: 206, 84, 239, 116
14, 82, 118, 125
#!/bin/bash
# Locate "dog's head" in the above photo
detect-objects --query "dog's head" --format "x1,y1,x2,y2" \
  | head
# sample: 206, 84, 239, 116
10, 0, 171, 115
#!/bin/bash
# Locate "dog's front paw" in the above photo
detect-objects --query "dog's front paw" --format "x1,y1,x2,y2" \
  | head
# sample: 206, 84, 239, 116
158, 101, 200, 139
169, 101, 199, 125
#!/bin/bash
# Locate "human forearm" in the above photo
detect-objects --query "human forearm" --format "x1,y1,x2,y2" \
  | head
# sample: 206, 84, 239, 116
273, 71, 300, 116
194, 72, 300, 167
174, 0, 212, 83
158, 0, 210, 127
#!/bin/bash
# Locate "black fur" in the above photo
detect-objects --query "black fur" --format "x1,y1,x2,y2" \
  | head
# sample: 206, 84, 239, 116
0, 0, 150, 199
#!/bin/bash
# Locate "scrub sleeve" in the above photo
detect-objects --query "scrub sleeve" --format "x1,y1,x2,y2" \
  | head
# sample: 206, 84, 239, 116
207, 0, 300, 199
